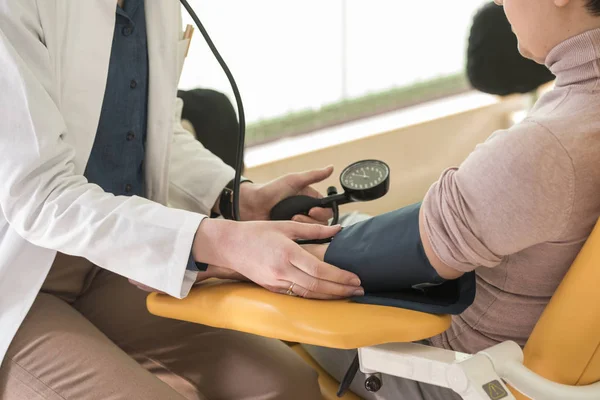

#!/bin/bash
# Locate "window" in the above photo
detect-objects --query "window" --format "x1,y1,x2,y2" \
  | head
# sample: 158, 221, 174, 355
179, 0, 490, 146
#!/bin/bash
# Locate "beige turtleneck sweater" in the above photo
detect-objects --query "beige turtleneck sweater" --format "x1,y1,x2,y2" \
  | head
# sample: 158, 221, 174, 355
425, 29, 600, 354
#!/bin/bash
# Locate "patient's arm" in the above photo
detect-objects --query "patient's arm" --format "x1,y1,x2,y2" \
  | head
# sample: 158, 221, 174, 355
304, 206, 462, 293
305, 208, 461, 280
418, 206, 464, 280
307, 203, 460, 293
309, 122, 574, 294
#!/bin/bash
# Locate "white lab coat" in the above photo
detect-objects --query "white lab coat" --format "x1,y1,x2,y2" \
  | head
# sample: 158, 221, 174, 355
0, 0, 235, 366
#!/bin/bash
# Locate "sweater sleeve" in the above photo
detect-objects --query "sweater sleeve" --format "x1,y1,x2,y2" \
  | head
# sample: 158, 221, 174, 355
422, 120, 574, 273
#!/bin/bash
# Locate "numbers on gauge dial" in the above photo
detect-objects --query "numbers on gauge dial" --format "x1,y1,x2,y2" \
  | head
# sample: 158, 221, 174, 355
341, 163, 387, 190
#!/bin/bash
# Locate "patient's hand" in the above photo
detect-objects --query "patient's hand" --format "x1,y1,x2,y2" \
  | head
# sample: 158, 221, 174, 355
129, 279, 165, 293
302, 243, 328, 262
129, 266, 250, 294
195, 265, 250, 284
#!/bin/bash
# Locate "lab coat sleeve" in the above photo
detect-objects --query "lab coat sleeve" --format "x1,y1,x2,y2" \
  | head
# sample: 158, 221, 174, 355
0, 2, 201, 299
168, 97, 235, 215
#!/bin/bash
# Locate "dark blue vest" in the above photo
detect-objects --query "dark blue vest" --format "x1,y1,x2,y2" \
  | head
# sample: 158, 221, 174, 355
86, 1, 199, 271
85, 0, 149, 198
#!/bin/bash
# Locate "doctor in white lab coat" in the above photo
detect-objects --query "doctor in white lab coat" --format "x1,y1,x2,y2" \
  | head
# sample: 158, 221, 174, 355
0, 1, 363, 398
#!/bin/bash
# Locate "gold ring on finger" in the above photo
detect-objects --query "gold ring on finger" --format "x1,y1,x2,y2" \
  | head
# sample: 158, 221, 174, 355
286, 282, 297, 296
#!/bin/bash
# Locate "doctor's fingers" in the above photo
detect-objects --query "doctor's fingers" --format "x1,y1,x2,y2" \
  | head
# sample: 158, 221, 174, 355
287, 246, 361, 288
278, 262, 364, 299
276, 281, 358, 300
292, 208, 333, 225
286, 166, 334, 192
281, 220, 341, 240
309, 206, 334, 221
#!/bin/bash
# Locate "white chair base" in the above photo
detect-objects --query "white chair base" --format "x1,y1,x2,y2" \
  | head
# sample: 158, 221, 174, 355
357, 341, 600, 400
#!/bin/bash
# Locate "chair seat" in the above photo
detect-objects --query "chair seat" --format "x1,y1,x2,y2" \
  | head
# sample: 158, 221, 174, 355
147, 280, 451, 349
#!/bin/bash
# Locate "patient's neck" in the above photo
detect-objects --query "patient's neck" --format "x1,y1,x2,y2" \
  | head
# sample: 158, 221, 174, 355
546, 28, 600, 89
117, 0, 125, 9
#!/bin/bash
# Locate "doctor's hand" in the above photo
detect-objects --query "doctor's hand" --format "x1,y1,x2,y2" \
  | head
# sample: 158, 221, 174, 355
238, 166, 335, 224
302, 243, 329, 262
192, 218, 363, 299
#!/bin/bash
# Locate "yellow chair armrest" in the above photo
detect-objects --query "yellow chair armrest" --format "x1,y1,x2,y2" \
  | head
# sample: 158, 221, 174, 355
147, 280, 451, 349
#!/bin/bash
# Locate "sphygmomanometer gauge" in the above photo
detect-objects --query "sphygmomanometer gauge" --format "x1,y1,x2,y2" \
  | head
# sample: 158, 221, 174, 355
340, 160, 390, 202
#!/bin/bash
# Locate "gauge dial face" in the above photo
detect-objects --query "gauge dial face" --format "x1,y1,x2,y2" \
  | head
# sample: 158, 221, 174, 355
340, 160, 389, 192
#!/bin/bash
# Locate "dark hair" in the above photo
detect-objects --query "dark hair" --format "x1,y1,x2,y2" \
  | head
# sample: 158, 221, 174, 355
586, 0, 600, 16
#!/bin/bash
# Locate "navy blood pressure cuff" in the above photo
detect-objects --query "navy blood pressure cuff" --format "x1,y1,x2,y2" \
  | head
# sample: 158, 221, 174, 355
324, 203, 476, 315
351, 272, 476, 315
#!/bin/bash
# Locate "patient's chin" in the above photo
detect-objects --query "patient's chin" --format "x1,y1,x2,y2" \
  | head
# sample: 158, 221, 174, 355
517, 43, 544, 64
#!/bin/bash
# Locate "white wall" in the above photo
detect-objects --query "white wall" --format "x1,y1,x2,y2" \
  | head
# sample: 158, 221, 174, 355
179, 1, 489, 123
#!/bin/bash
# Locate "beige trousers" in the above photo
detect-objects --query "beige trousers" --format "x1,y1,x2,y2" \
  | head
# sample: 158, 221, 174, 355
0, 254, 322, 400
